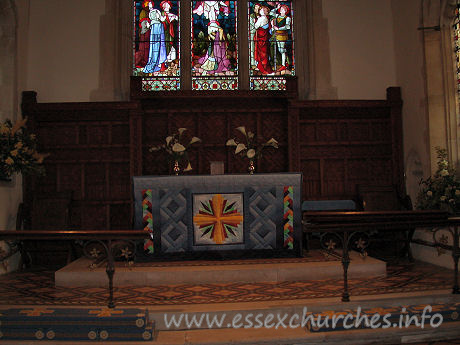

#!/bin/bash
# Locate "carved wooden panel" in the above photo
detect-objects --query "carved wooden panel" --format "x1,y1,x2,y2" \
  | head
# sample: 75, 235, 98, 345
21, 87, 403, 230
140, 97, 290, 177
22, 95, 134, 230
293, 89, 403, 200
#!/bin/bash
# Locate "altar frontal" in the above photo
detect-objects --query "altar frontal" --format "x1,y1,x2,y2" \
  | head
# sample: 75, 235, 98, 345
132, 173, 302, 259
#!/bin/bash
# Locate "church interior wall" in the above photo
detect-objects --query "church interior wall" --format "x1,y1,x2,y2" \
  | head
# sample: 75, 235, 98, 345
15, 0, 404, 102
0, 0, 19, 233
2, 0, 450, 269
19, 0, 106, 103
322, 0, 398, 100
390, 0, 429, 201
5, 0, 430, 217
0, 0, 23, 273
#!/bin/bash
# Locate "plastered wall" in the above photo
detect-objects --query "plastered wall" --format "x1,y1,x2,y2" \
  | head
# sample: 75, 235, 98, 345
322, 0, 398, 100
0, 0, 22, 273
22, 0, 106, 102
18, 0, 404, 102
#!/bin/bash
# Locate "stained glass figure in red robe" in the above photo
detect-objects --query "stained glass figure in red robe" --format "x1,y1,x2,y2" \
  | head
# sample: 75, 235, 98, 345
254, 6, 273, 75
134, 1, 151, 68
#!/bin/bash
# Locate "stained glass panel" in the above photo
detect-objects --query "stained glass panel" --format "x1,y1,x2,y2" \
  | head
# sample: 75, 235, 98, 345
251, 77, 286, 90
454, 2, 460, 97
133, 0, 180, 90
142, 77, 180, 91
249, 1, 295, 90
192, 77, 238, 90
191, 1, 238, 90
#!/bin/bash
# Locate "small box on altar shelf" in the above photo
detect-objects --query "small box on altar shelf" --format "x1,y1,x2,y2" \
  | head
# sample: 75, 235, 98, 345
210, 161, 224, 175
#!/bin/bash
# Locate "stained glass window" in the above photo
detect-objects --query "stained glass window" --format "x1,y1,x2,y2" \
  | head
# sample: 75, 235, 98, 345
454, 2, 460, 98
191, 1, 238, 90
133, 1, 294, 91
133, 1, 180, 91
248, 1, 295, 90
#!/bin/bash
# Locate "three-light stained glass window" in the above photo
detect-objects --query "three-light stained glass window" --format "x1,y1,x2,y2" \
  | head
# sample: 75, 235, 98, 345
133, 0, 180, 91
191, 1, 238, 90
454, 2, 460, 98
132, 1, 295, 91
249, 1, 295, 90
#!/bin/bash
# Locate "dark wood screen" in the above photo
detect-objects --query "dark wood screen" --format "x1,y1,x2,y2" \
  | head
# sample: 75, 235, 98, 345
21, 83, 403, 230
21, 94, 135, 230
290, 87, 403, 200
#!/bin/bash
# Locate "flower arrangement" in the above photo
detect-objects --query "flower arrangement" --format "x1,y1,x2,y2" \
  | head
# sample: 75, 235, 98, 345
149, 128, 201, 174
226, 126, 278, 173
416, 147, 460, 215
0, 118, 48, 179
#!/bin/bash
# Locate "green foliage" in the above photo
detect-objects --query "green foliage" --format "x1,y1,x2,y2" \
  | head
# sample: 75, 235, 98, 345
0, 118, 48, 178
192, 32, 208, 56
416, 147, 460, 214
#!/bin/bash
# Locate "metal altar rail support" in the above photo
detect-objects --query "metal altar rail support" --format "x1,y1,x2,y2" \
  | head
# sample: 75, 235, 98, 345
414, 217, 460, 294
302, 210, 456, 302
448, 219, 460, 294
0, 230, 150, 308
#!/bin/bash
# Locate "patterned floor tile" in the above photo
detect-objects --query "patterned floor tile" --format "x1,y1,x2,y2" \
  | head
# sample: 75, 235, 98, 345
0, 261, 455, 307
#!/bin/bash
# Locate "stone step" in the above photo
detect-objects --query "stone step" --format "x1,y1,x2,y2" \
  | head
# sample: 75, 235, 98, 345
55, 250, 386, 287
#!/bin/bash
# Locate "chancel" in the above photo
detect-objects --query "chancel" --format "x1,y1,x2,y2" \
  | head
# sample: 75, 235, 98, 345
0, 0, 460, 344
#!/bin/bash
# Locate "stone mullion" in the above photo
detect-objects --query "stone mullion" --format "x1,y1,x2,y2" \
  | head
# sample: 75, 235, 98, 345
181, 0, 192, 90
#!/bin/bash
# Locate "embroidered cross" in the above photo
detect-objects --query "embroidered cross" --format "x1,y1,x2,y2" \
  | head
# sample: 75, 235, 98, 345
193, 194, 243, 244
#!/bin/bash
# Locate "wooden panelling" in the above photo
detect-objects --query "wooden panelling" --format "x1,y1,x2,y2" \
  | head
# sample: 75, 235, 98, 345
22, 94, 134, 230
21, 86, 403, 230
139, 99, 290, 176
292, 88, 403, 200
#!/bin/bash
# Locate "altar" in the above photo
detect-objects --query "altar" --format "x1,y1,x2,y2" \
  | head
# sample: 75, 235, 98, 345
132, 173, 303, 259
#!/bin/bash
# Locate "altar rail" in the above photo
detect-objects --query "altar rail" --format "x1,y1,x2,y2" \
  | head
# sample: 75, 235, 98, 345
302, 210, 459, 301
21, 85, 403, 232
0, 230, 149, 308
2, 211, 458, 308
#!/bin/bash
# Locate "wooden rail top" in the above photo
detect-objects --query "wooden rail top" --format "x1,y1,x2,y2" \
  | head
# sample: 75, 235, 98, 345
303, 210, 455, 232
0, 230, 150, 240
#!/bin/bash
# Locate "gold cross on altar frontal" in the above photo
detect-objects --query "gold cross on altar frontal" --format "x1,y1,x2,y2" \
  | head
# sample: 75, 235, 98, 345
193, 194, 243, 244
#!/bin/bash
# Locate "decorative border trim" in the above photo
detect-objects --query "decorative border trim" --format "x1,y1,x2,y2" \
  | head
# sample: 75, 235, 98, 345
142, 189, 154, 254
283, 186, 294, 249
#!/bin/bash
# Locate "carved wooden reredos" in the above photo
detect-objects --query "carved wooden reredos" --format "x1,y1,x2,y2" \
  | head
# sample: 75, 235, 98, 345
21, 78, 403, 230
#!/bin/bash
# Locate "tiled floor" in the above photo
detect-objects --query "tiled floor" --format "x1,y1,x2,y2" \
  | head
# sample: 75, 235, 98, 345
401, 340, 460, 345
0, 260, 459, 344
0, 261, 454, 306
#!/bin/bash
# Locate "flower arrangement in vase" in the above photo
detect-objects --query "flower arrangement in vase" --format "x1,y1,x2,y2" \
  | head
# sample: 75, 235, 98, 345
149, 128, 201, 175
0, 118, 48, 180
226, 126, 278, 174
416, 147, 460, 215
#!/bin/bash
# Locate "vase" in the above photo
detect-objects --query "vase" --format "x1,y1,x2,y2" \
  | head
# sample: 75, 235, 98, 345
248, 160, 255, 174
173, 160, 180, 175
0, 167, 11, 182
